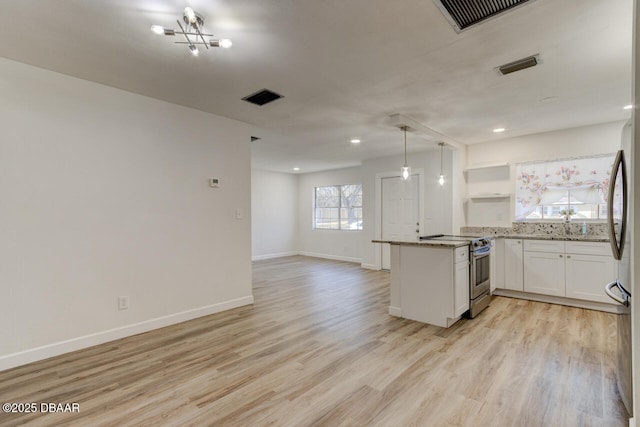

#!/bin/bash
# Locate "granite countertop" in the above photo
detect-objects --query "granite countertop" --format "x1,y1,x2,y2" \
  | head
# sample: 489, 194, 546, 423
461, 223, 610, 243
493, 234, 609, 243
372, 239, 469, 248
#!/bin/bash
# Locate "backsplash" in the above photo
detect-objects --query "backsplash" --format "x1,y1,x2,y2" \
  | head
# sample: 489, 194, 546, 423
461, 222, 610, 239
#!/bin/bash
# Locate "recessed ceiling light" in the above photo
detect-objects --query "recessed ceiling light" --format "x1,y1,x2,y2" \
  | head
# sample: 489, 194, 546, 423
493, 128, 506, 133
293, 167, 300, 171
624, 104, 633, 110
350, 139, 361, 144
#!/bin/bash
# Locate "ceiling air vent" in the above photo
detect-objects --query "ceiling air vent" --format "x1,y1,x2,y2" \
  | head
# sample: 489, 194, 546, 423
497, 54, 540, 75
242, 89, 284, 106
433, 0, 536, 33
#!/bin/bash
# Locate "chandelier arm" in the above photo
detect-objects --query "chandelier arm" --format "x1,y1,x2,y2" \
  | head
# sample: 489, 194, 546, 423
195, 27, 209, 50
176, 19, 195, 48
174, 41, 213, 45
174, 31, 214, 37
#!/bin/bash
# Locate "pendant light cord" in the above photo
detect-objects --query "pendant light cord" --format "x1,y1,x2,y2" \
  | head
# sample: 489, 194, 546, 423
403, 127, 408, 166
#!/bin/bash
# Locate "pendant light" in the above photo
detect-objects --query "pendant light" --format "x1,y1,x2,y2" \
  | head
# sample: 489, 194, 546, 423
438, 142, 446, 186
401, 126, 411, 181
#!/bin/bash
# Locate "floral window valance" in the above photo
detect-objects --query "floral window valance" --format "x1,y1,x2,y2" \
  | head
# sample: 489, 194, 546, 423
515, 154, 615, 220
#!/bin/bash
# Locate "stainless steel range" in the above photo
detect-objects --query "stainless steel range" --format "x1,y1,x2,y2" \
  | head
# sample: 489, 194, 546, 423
419, 234, 493, 318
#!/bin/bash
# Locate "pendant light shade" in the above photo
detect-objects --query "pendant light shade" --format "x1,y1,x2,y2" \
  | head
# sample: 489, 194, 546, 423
401, 126, 411, 181
402, 166, 411, 180
438, 142, 446, 186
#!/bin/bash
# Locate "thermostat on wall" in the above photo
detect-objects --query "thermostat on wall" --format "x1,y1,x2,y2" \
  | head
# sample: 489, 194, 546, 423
209, 178, 220, 188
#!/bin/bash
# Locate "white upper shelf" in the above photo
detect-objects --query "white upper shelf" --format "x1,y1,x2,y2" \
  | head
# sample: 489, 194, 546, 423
463, 162, 510, 173
467, 193, 511, 200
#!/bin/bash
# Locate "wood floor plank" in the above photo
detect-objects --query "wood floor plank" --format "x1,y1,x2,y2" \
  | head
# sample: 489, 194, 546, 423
0, 255, 629, 426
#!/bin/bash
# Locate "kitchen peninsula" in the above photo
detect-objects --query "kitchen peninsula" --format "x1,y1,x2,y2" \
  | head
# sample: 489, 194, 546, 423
373, 238, 471, 328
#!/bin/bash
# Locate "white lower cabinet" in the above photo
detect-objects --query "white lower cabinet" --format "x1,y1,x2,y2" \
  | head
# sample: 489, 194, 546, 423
565, 253, 616, 303
523, 251, 566, 296
503, 239, 524, 291
454, 259, 470, 317
518, 239, 615, 305
397, 245, 469, 327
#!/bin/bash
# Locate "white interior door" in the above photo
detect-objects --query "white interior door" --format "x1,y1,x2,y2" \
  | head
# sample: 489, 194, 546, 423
381, 176, 420, 269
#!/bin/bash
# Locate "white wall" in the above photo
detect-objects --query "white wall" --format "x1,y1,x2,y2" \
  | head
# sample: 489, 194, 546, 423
361, 150, 455, 269
297, 167, 363, 263
0, 58, 253, 370
465, 121, 627, 226
251, 170, 298, 260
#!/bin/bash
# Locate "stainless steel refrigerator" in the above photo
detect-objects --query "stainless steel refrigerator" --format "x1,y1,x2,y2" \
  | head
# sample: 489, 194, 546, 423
604, 121, 633, 417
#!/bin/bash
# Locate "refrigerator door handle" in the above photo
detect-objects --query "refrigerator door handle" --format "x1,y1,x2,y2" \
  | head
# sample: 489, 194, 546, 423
605, 280, 630, 306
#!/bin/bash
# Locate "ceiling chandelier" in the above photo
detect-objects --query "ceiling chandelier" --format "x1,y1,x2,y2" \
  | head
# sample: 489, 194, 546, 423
151, 7, 232, 56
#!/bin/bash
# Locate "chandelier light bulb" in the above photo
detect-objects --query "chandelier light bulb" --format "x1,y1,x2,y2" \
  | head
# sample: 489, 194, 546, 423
189, 45, 199, 56
151, 25, 164, 35
184, 7, 197, 24
219, 39, 233, 48
438, 174, 445, 186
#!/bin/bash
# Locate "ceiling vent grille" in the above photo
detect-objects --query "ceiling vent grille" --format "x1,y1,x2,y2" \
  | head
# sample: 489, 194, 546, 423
433, 0, 536, 32
497, 54, 540, 75
242, 89, 284, 106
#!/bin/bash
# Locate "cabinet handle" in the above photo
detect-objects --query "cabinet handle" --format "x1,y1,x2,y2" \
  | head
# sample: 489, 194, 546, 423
559, 254, 563, 258
566, 255, 571, 259
517, 241, 521, 244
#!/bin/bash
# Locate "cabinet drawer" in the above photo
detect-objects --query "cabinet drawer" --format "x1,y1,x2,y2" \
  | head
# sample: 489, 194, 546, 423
455, 246, 469, 263
565, 241, 611, 256
523, 239, 565, 253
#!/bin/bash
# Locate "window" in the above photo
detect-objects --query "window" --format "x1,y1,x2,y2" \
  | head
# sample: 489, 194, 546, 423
314, 184, 362, 230
524, 189, 607, 220
515, 154, 616, 221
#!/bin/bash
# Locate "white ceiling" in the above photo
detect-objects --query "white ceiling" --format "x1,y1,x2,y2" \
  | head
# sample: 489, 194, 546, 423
0, 0, 633, 173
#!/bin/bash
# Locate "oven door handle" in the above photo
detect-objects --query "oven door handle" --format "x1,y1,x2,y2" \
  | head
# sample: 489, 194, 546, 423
472, 246, 491, 256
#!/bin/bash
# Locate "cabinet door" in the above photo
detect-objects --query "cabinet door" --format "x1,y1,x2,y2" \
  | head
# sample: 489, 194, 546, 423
454, 261, 470, 317
565, 254, 616, 303
523, 251, 565, 296
504, 239, 524, 291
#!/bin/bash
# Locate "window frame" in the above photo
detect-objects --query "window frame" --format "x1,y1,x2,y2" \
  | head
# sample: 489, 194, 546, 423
524, 188, 607, 221
313, 184, 363, 231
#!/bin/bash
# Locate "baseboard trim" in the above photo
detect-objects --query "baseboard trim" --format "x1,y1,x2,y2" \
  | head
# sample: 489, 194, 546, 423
252, 251, 298, 261
389, 306, 402, 317
298, 251, 362, 264
361, 263, 380, 270
0, 295, 254, 372
492, 289, 621, 314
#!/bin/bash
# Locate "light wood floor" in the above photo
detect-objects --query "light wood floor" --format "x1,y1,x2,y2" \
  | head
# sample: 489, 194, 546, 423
0, 256, 629, 426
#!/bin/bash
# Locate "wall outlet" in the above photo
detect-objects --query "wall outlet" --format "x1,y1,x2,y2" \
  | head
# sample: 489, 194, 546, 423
118, 296, 130, 310
209, 178, 220, 188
